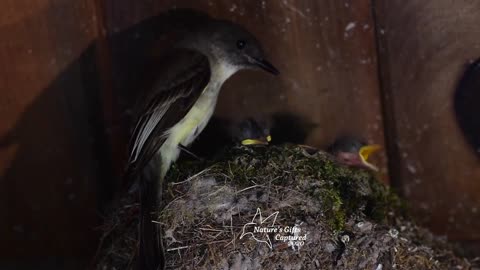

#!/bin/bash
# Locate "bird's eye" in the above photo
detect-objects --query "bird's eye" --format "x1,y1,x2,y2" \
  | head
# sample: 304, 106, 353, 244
236, 40, 246, 50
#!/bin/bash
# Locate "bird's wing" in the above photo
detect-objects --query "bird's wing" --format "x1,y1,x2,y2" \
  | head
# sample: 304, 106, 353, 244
127, 50, 211, 178
128, 50, 210, 270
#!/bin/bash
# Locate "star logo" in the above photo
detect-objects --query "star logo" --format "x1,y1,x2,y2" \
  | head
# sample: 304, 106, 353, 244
239, 208, 279, 249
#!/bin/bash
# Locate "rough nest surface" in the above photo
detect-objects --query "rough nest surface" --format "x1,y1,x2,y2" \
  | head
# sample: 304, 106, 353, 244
95, 145, 479, 270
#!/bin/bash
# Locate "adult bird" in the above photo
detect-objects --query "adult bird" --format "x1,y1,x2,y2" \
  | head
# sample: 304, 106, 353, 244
124, 18, 279, 269
327, 136, 381, 171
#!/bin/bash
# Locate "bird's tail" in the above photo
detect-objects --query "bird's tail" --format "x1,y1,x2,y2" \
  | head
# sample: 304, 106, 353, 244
138, 171, 165, 270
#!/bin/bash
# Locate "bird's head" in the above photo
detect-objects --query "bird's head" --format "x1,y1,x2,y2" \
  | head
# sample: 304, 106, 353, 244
178, 20, 279, 75
233, 118, 272, 146
328, 136, 381, 171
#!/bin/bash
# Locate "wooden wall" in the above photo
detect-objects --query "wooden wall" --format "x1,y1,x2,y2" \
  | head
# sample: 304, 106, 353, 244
375, 0, 480, 242
0, 0, 479, 267
103, 0, 387, 166
0, 0, 105, 268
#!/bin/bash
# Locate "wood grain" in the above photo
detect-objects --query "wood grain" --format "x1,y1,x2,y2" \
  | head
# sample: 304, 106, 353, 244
375, 0, 480, 240
101, 0, 389, 178
0, 0, 103, 263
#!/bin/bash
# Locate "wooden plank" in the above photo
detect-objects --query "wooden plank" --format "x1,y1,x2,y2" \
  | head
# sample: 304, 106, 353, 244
101, 0, 389, 178
0, 0, 103, 261
375, 1, 480, 240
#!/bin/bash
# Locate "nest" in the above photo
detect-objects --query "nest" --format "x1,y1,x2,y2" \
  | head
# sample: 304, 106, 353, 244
95, 145, 479, 270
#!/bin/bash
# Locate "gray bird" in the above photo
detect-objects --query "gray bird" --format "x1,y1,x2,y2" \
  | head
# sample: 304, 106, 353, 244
125, 18, 278, 270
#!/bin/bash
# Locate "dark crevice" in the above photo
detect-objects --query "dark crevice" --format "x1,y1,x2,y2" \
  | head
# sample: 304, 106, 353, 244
370, 1, 404, 195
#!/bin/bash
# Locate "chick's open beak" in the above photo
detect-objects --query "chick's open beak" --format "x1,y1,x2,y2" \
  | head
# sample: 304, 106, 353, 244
358, 144, 381, 171
241, 135, 271, 146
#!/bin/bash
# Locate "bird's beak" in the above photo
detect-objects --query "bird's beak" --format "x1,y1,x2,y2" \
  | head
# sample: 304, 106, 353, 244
250, 57, 280, 75
241, 135, 271, 146
358, 144, 381, 171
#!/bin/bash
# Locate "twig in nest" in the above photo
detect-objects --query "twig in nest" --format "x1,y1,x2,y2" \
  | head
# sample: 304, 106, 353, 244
235, 184, 264, 194
171, 168, 212, 186
199, 228, 226, 233
224, 233, 237, 248
167, 240, 229, 253
167, 245, 191, 252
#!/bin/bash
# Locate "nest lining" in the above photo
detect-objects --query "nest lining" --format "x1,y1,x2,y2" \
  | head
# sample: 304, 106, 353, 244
95, 145, 478, 270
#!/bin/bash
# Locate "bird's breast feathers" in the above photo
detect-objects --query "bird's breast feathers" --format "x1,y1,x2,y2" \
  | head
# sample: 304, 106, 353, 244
158, 85, 219, 167
150, 61, 237, 179
161, 62, 236, 149
170, 90, 218, 147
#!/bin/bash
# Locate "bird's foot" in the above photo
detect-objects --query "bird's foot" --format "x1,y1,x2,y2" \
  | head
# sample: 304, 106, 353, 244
298, 144, 319, 155
179, 145, 204, 161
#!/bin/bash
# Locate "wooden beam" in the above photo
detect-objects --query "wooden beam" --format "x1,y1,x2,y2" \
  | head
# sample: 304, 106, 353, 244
374, 0, 480, 240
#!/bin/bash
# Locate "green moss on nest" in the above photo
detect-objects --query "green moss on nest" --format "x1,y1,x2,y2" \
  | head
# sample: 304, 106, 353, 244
96, 144, 475, 270
167, 144, 401, 231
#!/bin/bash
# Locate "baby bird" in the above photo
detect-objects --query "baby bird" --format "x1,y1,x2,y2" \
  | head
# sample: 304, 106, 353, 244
328, 136, 381, 171
232, 118, 272, 146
